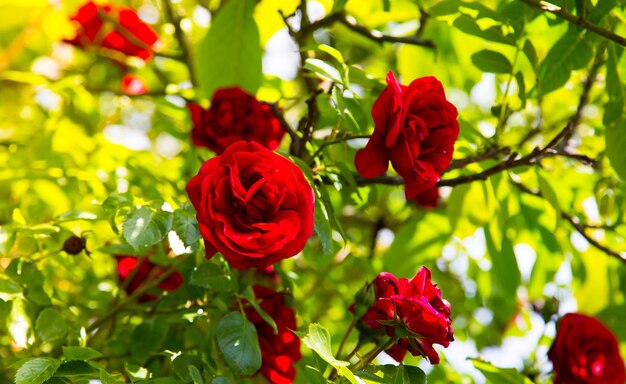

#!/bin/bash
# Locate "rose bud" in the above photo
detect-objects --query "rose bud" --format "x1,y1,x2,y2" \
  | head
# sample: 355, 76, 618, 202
63, 235, 85, 255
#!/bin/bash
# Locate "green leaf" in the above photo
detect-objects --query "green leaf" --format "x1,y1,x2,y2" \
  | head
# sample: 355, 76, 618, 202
300, 324, 358, 383
301, 324, 348, 367
171, 354, 202, 382
605, 45, 626, 181
389, 365, 426, 384
62, 346, 102, 361
304, 58, 343, 84
188, 366, 204, 384
196, 0, 262, 98
173, 209, 200, 247
331, 0, 348, 12
131, 319, 169, 363
15, 358, 61, 384
447, 183, 470, 232
318, 44, 345, 65
429, 0, 461, 17
55, 210, 98, 222
216, 312, 262, 376
471, 359, 533, 384
471, 50, 513, 74
313, 193, 333, 257
452, 15, 515, 45
604, 45, 625, 124
123, 207, 171, 252
522, 40, 538, 71
0, 276, 22, 295
190, 262, 232, 292
605, 118, 626, 182
485, 225, 520, 297
210, 377, 232, 384
536, 170, 561, 230
241, 286, 278, 335
54, 361, 98, 377
538, 28, 593, 95
35, 308, 68, 343
99, 370, 120, 384
515, 71, 526, 105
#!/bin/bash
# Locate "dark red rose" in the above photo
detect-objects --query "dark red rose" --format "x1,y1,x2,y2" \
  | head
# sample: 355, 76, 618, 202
121, 74, 147, 95
65, 1, 159, 61
242, 286, 301, 384
188, 87, 286, 154
355, 268, 454, 364
115, 256, 183, 302
354, 72, 459, 200
413, 186, 440, 209
548, 313, 625, 384
186, 141, 314, 270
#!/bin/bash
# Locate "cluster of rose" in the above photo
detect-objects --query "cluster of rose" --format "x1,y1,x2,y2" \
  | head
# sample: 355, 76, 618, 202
63, 2, 625, 383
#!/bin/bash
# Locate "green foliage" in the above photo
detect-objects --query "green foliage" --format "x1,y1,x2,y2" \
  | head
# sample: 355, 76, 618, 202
215, 312, 262, 376
14, 358, 61, 384
2, 0, 626, 383
196, 0, 262, 99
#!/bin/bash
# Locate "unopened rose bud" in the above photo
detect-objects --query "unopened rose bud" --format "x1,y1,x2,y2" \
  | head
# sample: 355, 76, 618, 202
63, 236, 85, 255
352, 281, 375, 319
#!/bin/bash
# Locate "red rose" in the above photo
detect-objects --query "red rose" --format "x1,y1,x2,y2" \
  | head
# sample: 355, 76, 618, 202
186, 141, 314, 270
121, 74, 148, 95
242, 286, 301, 384
115, 256, 183, 302
354, 72, 459, 200
548, 313, 625, 384
65, 1, 159, 61
355, 268, 454, 364
188, 87, 286, 154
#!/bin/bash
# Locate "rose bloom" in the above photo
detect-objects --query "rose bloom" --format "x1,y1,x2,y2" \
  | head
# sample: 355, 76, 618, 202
115, 255, 183, 302
548, 313, 625, 384
186, 141, 314, 270
65, 1, 159, 61
188, 87, 286, 154
355, 267, 454, 364
242, 286, 301, 384
354, 71, 459, 200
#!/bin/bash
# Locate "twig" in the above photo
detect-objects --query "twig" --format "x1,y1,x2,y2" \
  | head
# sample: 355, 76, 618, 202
447, 146, 512, 171
161, 0, 198, 87
513, 181, 626, 263
269, 103, 300, 144
309, 134, 371, 163
517, 0, 626, 47
352, 137, 596, 188
338, 14, 434, 48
